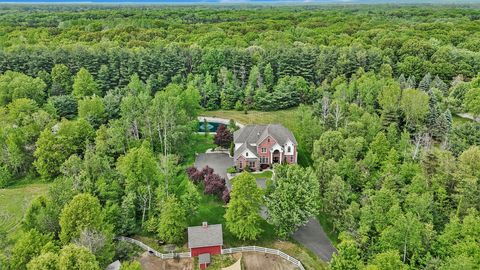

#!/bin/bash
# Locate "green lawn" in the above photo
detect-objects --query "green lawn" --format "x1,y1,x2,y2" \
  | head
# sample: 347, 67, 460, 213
202, 108, 299, 132
251, 170, 273, 180
201, 108, 313, 166
183, 127, 325, 269
452, 114, 473, 126
183, 133, 216, 165
0, 182, 50, 237
188, 189, 277, 247
188, 192, 325, 269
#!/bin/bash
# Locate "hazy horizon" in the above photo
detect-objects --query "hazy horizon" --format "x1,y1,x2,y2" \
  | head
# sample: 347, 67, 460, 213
1, 0, 479, 4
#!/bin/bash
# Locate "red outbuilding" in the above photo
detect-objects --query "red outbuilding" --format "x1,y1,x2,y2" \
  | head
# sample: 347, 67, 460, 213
188, 222, 223, 269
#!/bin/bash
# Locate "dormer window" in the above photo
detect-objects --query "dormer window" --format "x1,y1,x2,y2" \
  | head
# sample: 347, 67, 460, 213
246, 152, 248, 157
267, 138, 270, 142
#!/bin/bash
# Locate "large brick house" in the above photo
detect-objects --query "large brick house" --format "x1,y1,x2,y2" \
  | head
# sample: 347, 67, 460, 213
233, 124, 297, 171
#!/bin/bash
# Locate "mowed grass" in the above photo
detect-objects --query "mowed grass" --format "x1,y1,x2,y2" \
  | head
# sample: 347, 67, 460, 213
201, 108, 314, 166
183, 133, 216, 165
0, 182, 50, 236
188, 188, 326, 270
201, 108, 299, 132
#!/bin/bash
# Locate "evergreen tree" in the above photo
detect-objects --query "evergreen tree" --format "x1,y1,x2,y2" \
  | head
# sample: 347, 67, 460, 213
398, 74, 408, 90
406, 76, 416, 89
263, 63, 274, 91
418, 73, 432, 91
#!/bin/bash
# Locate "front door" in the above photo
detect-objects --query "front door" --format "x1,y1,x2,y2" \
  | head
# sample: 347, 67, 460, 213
272, 150, 280, 163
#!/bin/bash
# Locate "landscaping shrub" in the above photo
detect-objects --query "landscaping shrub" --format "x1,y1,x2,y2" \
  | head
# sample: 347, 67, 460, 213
214, 124, 233, 148
201, 166, 214, 177
0, 166, 12, 188
227, 166, 237, 174
187, 165, 228, 203
186, 166, 204, 184
204, 173, 226, 197
222, 189, 230, 204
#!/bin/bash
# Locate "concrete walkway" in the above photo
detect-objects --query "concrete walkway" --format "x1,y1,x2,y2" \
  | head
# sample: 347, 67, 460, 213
292, 218, 337, 262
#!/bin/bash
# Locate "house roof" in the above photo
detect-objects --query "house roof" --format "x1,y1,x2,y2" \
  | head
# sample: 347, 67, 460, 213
233, 142, 258, 160
188, 224, 223, 249
199, 253, 211, 264
234, 124, 297, 146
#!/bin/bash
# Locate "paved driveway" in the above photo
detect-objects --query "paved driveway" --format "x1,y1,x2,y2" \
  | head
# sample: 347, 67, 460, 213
292, 218, 337, 262
194, 153, 336, 263
194, 152, 233, 181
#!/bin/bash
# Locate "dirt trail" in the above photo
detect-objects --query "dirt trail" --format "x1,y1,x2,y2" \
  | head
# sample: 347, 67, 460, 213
242, 252, 296, 270
138, 252, 194, 270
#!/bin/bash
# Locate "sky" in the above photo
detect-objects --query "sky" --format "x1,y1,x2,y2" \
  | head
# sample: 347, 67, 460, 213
1, 0, 479, 3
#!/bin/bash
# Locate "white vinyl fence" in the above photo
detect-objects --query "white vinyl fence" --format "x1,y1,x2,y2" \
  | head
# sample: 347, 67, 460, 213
117, 237, 305, 269
222, 246, 305, 270
116, 236, 191, 259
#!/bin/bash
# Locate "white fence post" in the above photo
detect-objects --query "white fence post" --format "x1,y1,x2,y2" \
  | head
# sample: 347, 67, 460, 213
116, 237, 305, 270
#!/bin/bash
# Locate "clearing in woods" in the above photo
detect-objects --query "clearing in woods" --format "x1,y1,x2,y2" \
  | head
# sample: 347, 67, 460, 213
137, 251, 298, 270
0, 183, 50, 236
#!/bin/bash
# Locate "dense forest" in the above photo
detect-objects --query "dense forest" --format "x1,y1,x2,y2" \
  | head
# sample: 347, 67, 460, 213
0, 4, 480, 270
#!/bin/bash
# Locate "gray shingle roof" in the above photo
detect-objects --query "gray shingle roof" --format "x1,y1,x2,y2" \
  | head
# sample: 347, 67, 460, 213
233, 124, 297, 160
233, 142, 258, 160
199, 253, 211, 264
188, 224, 223, 248
233, 124, 297, 151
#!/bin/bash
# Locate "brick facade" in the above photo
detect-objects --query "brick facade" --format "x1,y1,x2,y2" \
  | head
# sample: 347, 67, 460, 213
257, 136, 277, 165
233, 124, 297, 171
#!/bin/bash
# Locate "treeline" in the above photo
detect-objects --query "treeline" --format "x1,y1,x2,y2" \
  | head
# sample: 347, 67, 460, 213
290, 72, 480, 269
0, 72, 203, 270
0, 5, 480, 270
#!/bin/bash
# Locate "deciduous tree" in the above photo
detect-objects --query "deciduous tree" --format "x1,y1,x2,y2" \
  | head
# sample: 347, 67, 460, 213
225, 172, 263, 240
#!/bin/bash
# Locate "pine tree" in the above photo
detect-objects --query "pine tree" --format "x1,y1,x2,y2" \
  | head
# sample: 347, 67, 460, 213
418, 73, 432, 92
432, 75, 448, 95
398, 74, 408, 90
406, 76, 416, 89
96, 65, 110, 96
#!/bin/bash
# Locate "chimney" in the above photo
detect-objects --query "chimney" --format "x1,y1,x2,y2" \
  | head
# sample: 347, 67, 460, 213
202, 222, 208, 228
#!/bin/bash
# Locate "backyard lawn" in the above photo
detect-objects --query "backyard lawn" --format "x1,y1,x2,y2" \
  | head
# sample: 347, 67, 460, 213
187, 186, 326, 270
201, 108, 314, 166
201, 108, 299, 132
0, 182, 50, 237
